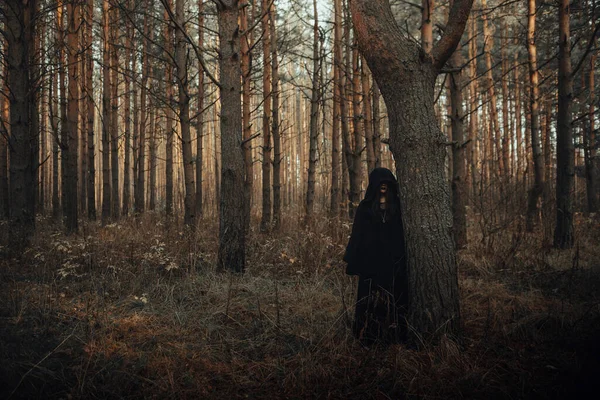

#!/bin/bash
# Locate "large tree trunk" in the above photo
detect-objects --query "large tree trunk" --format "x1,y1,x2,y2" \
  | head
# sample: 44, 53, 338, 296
306, 0, 320, 220
526, 0, 546, 232
350, 0, 473, 341
64, 0, 79, 234
554, 0, 574, 248
101, 0, 112, 223
175, 0, 196, 227
6, 0, 37, 242
362, 59, 375, 173
260, 0, 272, 232
216, 0, 247, 272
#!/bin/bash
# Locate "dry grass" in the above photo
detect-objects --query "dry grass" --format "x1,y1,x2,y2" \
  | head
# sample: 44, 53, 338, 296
1, 212, 599, 399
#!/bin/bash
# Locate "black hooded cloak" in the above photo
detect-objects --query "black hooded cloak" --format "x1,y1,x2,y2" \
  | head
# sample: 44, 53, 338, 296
343, 168, 408, 345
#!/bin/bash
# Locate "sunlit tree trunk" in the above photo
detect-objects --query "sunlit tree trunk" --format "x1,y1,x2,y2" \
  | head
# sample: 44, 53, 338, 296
526, 0, 546, 232
554, 0, 574, 248
101, 0, 112, 223
514, 41, 522, 188
110, 5, 120, 220
372, 81, 381, 168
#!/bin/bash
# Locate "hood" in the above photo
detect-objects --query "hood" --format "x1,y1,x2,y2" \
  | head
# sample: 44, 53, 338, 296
363, 167, 399, 202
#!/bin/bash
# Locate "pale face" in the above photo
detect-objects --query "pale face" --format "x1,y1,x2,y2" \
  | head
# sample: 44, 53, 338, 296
380, 183, 388, 196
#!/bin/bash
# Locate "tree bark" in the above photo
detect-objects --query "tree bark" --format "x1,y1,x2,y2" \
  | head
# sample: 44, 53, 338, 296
6, 0, 37, 242
271, 2, 281, 230
216, 0, 247, 273
175, 0, 196, 227
306, 0, 320, 220
64, 0, 79, 234
101, 0, 112, 223
122, 0, 132, 217
260, 0, 272, 232
330, 0, 342, 216
585, 14, 598, 213
350, 0, 473, 341
163, 2, 174, 216
0, 66, 9, 219
526, 0, 546, 232
110, 5, 120, 220
449, 40, 467, 249
241, 0, 252, 224
135, 7, 150, 214
85, 0, 96, 220
554, 0, 574, 248
196, 0, 205, 218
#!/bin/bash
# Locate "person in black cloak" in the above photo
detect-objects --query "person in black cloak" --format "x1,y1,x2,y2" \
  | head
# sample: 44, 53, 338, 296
343, 167, 408, 345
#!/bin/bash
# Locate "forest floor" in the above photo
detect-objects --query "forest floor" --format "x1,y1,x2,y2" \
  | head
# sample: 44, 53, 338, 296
1, 212, 599, 399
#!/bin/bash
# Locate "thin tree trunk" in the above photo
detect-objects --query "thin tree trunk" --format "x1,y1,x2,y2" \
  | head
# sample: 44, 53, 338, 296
372, 80, 381, 168
271, 1, 281, 229
64, 0, 79, 233
468, 16, 478, 198
149, 106, 157, 211
514, 42, 522, 187
482, 0, 504, 179
585, 13, 598, 213
526, 0, 546, 232
101, 0, 112, 222
175, 0, 196, 227
135, 7, 149, 214
122, 0, 132, 217
241, 0, 252, 224
216, 0, 247, 272
260, 0, 272, 232
554, 0, 574, 248
501, 22, 511, 181
110, 5, 120, 219
306, 0, 320, 220
330, 0, 342, 217
449, 39, 467, 248
164, 2, 174, 216
363, 59, 375, 173
349, 38, 363, 217
50, 42, 61, 219
0, 67, 9, 219
196, 0, 205, 218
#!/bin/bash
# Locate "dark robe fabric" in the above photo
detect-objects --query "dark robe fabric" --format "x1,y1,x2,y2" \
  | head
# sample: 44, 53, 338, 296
343, 168, 408, 345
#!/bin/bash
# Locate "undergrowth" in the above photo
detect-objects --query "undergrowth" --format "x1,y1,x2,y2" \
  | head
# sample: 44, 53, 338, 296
0, 212, 599, 399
